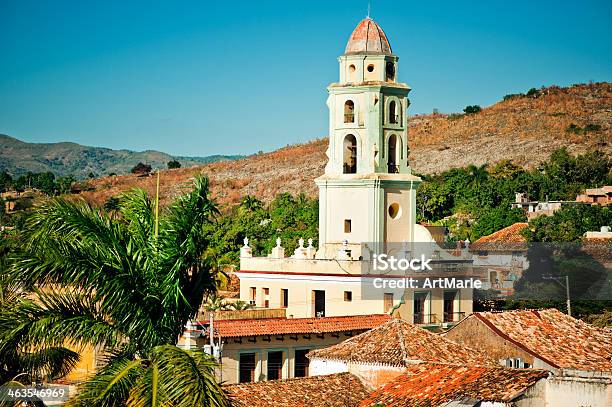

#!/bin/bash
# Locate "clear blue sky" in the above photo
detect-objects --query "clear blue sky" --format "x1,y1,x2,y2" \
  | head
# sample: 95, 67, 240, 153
1, 0, 610, 157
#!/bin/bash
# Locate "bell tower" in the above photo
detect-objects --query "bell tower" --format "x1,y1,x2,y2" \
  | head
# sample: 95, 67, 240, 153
316, 17, 421, 259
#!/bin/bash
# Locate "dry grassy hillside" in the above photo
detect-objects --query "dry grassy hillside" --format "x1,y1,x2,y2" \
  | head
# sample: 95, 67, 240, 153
78, 83, 611, 208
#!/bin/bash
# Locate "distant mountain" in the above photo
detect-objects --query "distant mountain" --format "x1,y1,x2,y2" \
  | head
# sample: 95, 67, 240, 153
0, 135, 243, 178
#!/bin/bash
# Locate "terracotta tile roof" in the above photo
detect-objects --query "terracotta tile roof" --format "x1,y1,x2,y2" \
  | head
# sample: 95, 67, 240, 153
225, 372, 369, 407
360, 363, 549, 406
198, 314, 391, 338
461, 309, 612, 372
470, 222, 528, 252
345, 17, 392, 55
308, 318, 496, 367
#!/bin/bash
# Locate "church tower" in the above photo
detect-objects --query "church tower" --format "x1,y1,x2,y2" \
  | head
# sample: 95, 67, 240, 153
316, 17, 421, 259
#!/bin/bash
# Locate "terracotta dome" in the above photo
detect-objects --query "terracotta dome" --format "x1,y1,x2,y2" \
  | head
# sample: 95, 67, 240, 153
344, 17, 392, 55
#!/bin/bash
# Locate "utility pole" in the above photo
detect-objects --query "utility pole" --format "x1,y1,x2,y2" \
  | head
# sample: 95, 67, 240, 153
544, 275, 571, 316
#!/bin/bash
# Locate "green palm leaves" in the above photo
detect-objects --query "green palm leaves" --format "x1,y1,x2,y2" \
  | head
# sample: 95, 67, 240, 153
68, 346, 225, 407
1, 175, 228, 406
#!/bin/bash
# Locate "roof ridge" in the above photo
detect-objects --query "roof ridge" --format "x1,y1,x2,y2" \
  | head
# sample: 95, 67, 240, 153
395, 319, 410, 365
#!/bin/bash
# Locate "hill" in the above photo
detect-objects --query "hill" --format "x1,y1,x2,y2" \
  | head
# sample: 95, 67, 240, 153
0, 134, 243, 178
67, 83, 612, 208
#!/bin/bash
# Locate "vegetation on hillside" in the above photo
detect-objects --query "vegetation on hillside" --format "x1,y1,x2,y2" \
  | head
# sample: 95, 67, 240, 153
416, 148, 611, 241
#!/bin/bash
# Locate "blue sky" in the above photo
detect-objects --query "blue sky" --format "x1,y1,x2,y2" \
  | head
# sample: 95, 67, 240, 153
1, 0, 610, 157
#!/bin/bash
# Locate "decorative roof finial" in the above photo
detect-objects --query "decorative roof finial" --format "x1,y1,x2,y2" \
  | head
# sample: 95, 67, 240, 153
367, 0, 371, 18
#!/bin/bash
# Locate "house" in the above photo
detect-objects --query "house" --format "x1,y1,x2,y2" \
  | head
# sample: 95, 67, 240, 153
179, 314, 390, 384
584, 226, 612, 240
577, 186, 612, 206
470, 222, 529, 296
308, 318, 496, 388
225, 372, 369, 407
444, 309, 612, 374
444, 309, 611, 406
236, 16, 475, 328
512, 193, 586, 220
360, 363, 549, 407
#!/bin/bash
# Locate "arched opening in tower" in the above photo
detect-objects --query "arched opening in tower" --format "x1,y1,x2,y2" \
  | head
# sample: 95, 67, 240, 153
343, 134, 357, 174
388, 134, 400, 173
344, 100, 355, 123
389, 101, 398, 124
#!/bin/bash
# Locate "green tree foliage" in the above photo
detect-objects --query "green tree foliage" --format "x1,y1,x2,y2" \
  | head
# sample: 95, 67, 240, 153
463, 105, 482, 114
205, 193, 318, 267
14, 172, 56, 194
0, 171, 13, 193
524, 205, 611, 242
130, 162, 152, 175
0, 176, 227, 406
416, 149, 610, 241
167, 160, 181, 169
55, 176, 75, 195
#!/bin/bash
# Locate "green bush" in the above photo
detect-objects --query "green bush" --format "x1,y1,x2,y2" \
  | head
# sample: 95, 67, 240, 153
463, 105, 482, 115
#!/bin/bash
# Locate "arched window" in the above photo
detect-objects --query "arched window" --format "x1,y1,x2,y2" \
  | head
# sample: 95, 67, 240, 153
387, 134, 399, 173
389, 101, 398, 124
343, 134, 357, 174
344, 100, 355, 123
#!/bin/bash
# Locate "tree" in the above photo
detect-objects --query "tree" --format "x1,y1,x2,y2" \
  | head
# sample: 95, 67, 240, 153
0, 176, 227, 406
131, 162, 152, 176
167, 160, 181, 169
463, 105, 481, 115
56, 176, 75, 195
524, 205, 611, 242
0, 239, 79, 386
0, 171, 13, 193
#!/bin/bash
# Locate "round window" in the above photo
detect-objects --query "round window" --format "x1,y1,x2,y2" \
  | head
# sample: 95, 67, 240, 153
388, 203, 401, 219
367, 64, 374, 73
349, 64, 356, 73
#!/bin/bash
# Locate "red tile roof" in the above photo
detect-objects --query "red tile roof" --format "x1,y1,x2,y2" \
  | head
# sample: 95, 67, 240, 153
308, 318, 497, 367
197, 314, 391, 338
471, 222, 529, 251
225, 372, 369, 407
360, 363, 549, 406
454, 309, 612, 372
345, 17, 392, 55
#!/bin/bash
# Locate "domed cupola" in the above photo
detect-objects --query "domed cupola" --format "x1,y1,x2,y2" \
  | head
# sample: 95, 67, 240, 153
345, 17, 392, 55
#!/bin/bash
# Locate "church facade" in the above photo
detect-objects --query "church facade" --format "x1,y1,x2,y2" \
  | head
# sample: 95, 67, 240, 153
236, 17, 473, 326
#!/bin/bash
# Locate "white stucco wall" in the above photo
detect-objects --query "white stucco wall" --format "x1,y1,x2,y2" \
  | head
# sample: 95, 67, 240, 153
309, 358, 348, 376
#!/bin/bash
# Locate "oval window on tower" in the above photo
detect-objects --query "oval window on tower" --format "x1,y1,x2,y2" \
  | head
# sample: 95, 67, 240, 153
388, 203, 402, 219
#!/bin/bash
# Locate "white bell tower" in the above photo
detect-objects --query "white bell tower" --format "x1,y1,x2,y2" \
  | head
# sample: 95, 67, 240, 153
316, 17, 421, 259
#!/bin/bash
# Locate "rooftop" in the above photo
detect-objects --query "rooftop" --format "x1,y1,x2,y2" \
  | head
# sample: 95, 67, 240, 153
360, 363, 549, 406
225, 372, 369, 407
470, 222, 529, 252
344, 17, 392, 55
308, 318, 496, 367
451, 309, 612, 372
197, 314, 391, 338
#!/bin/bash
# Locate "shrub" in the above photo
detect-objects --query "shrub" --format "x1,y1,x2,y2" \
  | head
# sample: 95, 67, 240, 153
167, 159, 181, 169
131, 162, 152, 176
463, 105, 482, 115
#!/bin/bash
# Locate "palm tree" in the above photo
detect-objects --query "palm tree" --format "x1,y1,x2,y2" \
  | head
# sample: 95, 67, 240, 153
0, 176, 228, 406
227, 300, 252, 311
